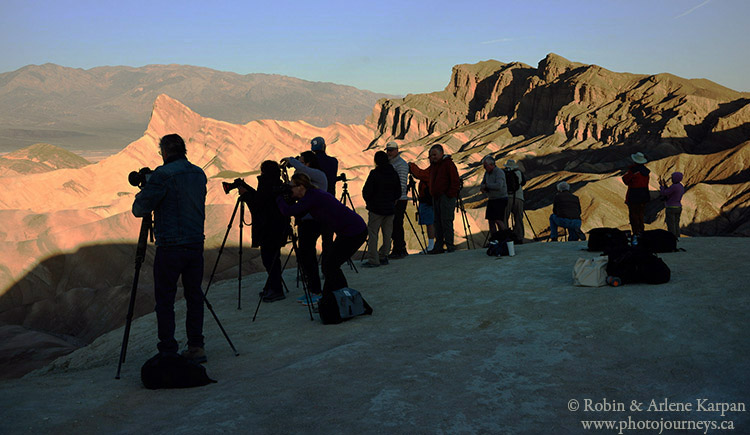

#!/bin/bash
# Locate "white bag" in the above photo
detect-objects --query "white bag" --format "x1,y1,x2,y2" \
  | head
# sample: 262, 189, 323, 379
573, 256, 608, 287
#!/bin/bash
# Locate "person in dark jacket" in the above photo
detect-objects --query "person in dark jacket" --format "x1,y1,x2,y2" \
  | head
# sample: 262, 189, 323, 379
132, 133, 208, 363
311, 136, 339, 270
409, 144, 460, 254
622, 152, 651, 236
361, 151, 402, 267
238, 161, 291, 302
549, 181, 585, 241
276, 173, 367, 294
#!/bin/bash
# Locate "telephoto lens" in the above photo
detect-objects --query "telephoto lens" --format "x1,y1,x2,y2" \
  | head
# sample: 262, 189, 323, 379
128, 167, 152, 188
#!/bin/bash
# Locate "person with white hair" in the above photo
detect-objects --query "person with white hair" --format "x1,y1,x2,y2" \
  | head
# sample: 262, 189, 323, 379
549, 181, 586, 241
480, 155, 508, 235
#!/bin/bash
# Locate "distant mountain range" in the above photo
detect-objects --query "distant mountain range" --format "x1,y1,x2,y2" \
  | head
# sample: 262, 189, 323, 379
0, 63, 395, 153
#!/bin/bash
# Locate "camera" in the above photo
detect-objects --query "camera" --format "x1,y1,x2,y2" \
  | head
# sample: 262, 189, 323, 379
222, 178, 250, 194
280, 156, 301, 168
128, 167, 152, 188
336, 172, 347, 182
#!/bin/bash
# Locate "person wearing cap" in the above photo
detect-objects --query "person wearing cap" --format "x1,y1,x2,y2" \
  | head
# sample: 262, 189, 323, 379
622, 152, 651, 236
409, 144, 460, 254
659, 171, 685, 238
503, 159, 525, 242
385, 141, 409, 259
480, 155, 508, 235
310, 136, 339, 267
549, 181, 585, 241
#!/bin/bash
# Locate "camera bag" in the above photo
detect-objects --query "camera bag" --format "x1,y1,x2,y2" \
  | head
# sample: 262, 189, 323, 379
587, 227, 629, 252
606, 246, 671, 285
637, 229, 678, 253
141, 352, 216, 389
318, 288, 373, 325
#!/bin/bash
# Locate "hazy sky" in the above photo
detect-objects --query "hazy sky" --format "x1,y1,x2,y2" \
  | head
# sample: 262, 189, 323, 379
1, 0, 748, 95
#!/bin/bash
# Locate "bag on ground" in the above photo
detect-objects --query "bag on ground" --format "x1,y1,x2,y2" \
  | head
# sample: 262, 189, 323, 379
141, 352, 216, 389
318, 288, 373, 325
606, 247, 670, 284
573, 256, 609, 287
588, 227, 629, 252
637, 229, 678, 253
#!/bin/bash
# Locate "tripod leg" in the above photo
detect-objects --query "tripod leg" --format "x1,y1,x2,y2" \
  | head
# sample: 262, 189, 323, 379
115, 261, 142, 379
238, 204, 244, 310
404, 213, 425, 253
116, 214, 151, 379
202, 291, 240, 356
204, 198, 240, 297
524, 210, 539, 240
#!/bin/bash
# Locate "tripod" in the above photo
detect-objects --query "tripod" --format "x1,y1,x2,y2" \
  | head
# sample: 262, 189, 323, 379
253, 227, 315, 322
456, 180, 476, 250
407, 175, 428, 254
116, 214, 239, 379
337, 176, 359, 272
204, 196, 251, 309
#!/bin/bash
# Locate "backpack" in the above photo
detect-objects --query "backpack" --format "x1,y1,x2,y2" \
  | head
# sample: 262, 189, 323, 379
504, 168, 521, 194
318, 288, 373, 325
141, 352, 216, 389
606, 247, 671, 284
486, 239, 510, 257
637, 229, 678, 253
588, 227, 629, 252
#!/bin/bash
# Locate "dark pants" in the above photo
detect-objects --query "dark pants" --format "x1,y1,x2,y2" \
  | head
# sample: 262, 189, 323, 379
321, 225, 334, 267
260, 244, 282, 295
153, 243, 204, 354
628, 202, 646, 235
297, 219, 322, 294
322, 229, 367, 293
391, 200, 408, 254
665, 207, 682, 238
433, 194, 457, 250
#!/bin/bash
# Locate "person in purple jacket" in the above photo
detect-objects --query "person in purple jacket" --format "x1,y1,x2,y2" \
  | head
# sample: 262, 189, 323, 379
276, 173, 367, 294
659, 171, 685, 239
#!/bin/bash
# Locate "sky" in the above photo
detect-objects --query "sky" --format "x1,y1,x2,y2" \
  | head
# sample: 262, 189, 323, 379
1, 0, 748, 95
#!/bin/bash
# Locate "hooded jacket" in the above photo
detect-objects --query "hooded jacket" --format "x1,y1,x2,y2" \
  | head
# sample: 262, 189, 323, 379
362, 163, 402, 215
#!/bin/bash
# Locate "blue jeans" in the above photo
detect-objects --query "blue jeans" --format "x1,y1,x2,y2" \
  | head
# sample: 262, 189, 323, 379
549, 215, 583, 241
153, 243, 205, 353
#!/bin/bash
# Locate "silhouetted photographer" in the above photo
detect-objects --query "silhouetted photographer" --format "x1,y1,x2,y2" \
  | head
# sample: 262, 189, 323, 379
234, 161, 291, 303
131, 134, 209, 364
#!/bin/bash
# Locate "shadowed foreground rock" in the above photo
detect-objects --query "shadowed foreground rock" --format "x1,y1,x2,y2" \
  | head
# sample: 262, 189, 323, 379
1, 237, 748, 434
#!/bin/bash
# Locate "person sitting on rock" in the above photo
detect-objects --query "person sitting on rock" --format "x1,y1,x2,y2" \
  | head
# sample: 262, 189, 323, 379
549, 181, 586, 241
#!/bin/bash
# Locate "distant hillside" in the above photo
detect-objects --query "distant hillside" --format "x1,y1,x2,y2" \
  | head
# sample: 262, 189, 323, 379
0, 143, 90, 176
0, 63, 395, 152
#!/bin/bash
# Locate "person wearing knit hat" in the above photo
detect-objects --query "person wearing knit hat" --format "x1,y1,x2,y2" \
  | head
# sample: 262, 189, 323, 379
659, 171, 685, 239
622, 152, 651, 236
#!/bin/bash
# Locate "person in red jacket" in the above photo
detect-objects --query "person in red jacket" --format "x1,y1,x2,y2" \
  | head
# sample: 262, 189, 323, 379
622, 152, 651, 236
409, 144, 460, 254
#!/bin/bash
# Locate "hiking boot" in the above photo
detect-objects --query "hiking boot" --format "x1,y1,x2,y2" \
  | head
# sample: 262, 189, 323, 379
388, 251, 407, 260
262, 292, 286, 303
427, 248, 445, 255
181, 346, 207, 364
379, 257, 390, 265
446, 247, 456, 253
361, 261, 379, 268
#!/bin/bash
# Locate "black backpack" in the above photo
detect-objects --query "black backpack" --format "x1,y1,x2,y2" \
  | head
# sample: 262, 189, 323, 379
141, 352, 216, 389
504, 168, 521, 194
606, 247, 671, 285
637, 229, 678, 253
588, 227, 629, 252
318, 288, 373, 325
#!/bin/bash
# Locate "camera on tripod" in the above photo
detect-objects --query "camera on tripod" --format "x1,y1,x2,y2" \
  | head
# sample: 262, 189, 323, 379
222, 178, 251, 194
128, 167, 153, 188
336, 172, 347, 182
